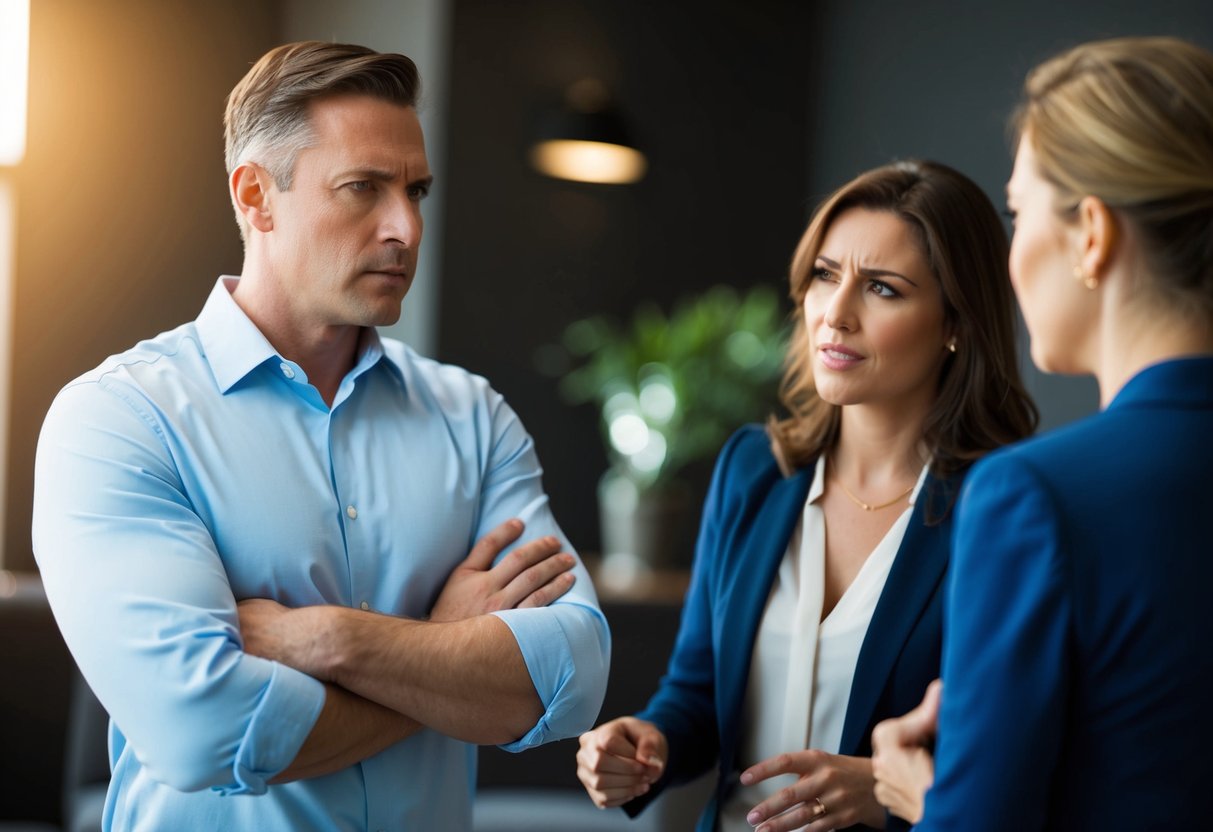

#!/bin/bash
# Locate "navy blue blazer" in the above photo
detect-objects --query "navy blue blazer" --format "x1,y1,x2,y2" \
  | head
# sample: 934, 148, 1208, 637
627, 424, 959, 831
920, 357, 1213, 830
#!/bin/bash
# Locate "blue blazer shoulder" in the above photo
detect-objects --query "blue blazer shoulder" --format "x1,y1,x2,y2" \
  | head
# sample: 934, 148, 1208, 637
923, 357, 1213, 831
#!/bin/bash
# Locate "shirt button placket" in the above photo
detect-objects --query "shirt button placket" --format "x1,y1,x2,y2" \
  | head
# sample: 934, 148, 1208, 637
345, 504, 369, 610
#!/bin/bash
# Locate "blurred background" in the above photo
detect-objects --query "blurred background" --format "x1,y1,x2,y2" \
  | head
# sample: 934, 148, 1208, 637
1, 0, 1210, 829
5, 0, 1213, 574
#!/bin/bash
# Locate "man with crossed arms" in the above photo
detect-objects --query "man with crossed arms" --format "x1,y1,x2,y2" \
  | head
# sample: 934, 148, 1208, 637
33, 41, 609, 831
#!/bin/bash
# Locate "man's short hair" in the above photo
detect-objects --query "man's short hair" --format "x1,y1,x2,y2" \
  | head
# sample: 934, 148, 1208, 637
224, 41, 421, 193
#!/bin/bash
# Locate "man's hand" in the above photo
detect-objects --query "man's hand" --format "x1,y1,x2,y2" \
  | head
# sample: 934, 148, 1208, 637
871, 678, 942, 824
429, 518, 576, 622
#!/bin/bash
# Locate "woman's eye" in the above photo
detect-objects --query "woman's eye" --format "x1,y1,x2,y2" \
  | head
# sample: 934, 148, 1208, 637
811, 267, 835, 282
869, 280, 898, 298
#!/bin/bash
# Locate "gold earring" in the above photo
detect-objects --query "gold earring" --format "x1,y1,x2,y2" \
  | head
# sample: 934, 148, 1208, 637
1073, 265, 1098, 290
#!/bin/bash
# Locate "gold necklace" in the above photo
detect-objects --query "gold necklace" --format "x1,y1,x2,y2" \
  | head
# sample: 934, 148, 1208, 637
832, 474, 916, 511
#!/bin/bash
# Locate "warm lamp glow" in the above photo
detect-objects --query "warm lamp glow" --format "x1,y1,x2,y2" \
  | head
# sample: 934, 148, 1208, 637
0, 0, 30, 166
530, 139, 648, 185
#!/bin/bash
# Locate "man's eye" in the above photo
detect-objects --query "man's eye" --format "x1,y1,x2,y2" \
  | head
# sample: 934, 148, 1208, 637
347, 180, 373, 192
408, 184, 430, 201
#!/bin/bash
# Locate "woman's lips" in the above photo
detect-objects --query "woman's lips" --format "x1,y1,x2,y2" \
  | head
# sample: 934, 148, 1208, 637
818, 343, 864, 371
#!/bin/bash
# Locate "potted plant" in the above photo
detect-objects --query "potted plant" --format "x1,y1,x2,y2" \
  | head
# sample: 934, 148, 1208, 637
547, 284, 787, 573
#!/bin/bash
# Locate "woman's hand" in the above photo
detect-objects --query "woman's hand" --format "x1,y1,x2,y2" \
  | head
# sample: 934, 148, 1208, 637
576, 717, 668, 809
740, 750, 886, 832
871, 679, 942, 824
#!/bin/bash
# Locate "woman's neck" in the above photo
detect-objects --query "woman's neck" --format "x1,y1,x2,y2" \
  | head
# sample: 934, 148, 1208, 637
1095, 302, 1213, 407
831, 404, 930, 489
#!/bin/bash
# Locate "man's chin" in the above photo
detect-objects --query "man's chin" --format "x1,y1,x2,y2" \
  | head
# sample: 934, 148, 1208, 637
365, 304, 404, 327
355, 284, 410, 327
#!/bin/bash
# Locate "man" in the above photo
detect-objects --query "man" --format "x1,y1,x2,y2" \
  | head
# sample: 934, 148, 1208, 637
32, 41, 609, 831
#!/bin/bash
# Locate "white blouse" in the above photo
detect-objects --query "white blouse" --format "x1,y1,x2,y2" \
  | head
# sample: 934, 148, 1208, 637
719, 456, 927, 831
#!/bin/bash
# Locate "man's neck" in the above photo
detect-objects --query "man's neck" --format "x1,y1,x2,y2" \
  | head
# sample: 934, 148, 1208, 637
230, 271, 361, 407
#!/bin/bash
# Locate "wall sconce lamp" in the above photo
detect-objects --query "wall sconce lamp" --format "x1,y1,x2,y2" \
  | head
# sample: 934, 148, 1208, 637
0, 0, 30, 167
530, 79, 647, 185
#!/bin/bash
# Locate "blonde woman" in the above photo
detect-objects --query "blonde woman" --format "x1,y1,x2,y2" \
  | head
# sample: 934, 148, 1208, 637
576, 160, 1036, 832
872, 36, 1213, 829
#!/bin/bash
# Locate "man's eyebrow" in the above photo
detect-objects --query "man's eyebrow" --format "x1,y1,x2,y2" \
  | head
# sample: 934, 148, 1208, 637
816, 255, 918, 287
336, 168, 433, 188
336, 167, 396, 181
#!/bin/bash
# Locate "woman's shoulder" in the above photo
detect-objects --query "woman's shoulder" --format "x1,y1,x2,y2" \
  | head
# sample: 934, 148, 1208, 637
715, 424, 803, 481
705, 425, 816, 521
959, 413, 1121, 531
971, 409, 1112, 484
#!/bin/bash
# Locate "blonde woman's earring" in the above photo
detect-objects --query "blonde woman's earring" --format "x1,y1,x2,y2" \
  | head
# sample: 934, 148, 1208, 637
1073, 264, 1099, 290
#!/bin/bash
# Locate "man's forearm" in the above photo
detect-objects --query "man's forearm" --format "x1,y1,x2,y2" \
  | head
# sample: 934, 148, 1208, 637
273, 682, 422, 783
260, 605, 543, 745
322, 611, 544, 745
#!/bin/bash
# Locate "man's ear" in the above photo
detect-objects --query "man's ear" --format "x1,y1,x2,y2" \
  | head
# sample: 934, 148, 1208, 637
230, 163, 275, 233
1076, 195, 1118, 283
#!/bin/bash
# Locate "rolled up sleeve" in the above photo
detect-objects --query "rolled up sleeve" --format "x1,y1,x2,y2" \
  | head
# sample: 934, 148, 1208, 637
493, 601, 610, 750
472, 390, 610, 750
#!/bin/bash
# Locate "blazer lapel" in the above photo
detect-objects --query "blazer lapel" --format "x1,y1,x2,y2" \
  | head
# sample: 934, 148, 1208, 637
715, 465, 813, 769
836, 473, 954, 755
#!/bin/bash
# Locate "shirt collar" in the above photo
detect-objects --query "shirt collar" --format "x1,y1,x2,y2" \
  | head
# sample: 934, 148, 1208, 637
196, 276, 396, 394
196, 277, 278, 393
809, 455, 827, 503
352, 326, 395, 384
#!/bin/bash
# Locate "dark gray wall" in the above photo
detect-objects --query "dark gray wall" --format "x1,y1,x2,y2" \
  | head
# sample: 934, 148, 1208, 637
801, 0, 1213, 429
439, 0, 812, 555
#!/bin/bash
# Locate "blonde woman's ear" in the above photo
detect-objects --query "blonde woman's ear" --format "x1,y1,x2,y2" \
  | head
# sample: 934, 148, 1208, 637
1076, 195, 1118, 286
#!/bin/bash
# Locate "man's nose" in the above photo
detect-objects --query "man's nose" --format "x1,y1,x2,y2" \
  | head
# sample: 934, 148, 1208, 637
381, 193, 423, 249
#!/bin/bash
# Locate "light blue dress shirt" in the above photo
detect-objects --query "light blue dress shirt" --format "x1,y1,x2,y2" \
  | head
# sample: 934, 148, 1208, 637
32, 277, 610, 831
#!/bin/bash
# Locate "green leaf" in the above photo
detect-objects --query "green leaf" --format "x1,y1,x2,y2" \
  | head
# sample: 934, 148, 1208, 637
539, 283, 791, 488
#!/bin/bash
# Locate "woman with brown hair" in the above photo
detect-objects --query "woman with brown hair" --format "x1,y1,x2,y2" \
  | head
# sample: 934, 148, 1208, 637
871, 36, 1213, 830
576, 159, 1036, 831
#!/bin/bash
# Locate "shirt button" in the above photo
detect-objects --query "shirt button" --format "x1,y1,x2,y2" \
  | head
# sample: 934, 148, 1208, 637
360, 601, 370, 611
346, 505, 357, 519
280, 362, 295, 379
